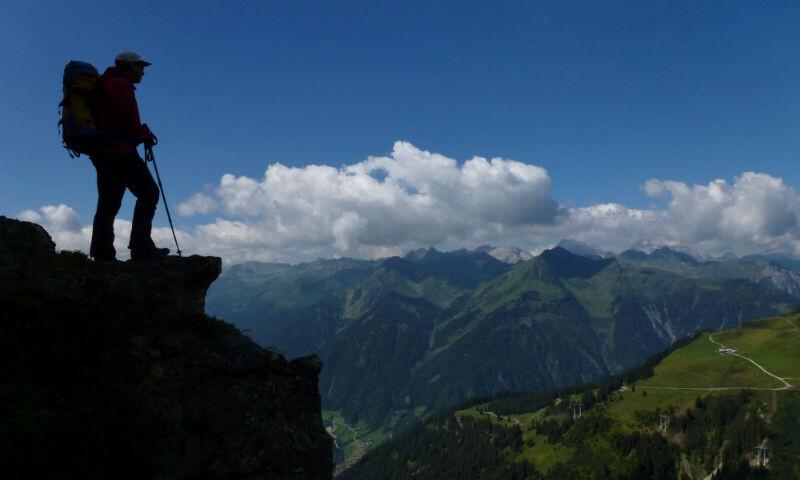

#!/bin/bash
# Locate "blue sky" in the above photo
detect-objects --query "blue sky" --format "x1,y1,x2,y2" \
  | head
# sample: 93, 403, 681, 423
2, 1, 800, 262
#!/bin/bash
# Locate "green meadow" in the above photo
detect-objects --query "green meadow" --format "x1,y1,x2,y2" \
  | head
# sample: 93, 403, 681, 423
712, 314, 800, 381
639, 332, 784, 389
611, 314, 800, 424
452, 312, 800, 470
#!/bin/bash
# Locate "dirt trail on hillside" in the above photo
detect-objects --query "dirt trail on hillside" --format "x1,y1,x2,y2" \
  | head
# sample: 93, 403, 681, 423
708, 334, 794, 389
640, 334, 796, 392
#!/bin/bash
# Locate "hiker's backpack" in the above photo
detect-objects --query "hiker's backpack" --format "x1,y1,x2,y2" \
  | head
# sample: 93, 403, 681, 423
59, 60, 104, 157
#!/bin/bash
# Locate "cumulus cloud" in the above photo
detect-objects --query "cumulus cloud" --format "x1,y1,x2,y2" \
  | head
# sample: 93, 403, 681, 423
642, 173, 800, 252
176, 141, 561, 261
553, 203, 666, 252
177, 192, 218, 216
17, 144, 800, 263
172, 143, 800, 261
18, 209, 43, 223
550, 172, 800, 255
40, 204, 82, 233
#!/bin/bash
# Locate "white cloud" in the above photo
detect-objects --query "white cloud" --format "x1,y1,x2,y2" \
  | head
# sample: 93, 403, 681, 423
174, 141, 561, 262
18, 144, 800, 263
18, 209, 43, 223
552, 172, 800, 255
641, 172, 800, 252
177, 192, 218, 216
40, 204, 82, 233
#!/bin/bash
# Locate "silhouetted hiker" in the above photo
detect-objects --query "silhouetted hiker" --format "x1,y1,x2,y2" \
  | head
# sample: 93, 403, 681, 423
89, 51, 169, 262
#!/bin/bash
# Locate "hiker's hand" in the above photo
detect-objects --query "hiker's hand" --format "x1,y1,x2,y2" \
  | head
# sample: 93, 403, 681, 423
142, 124, 158, 148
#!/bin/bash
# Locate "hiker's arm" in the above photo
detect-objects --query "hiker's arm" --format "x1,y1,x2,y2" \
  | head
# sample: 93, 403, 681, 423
105, 78, 152, 145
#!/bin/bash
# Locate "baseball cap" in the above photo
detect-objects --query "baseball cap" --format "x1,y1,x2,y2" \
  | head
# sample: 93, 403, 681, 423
115, 51, 152, 66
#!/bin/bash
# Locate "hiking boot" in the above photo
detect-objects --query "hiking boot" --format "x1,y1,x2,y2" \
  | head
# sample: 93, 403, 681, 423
130, 246, 170, 261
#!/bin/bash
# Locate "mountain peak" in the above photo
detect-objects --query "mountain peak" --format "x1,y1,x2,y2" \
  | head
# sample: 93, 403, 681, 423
556, 238, 612, 259
472, 245, 533, 264
651, 246, 700, 265
619, 245, 699, 266
385, 246, 512, 287
404, 246, 443, 262
538, 246, 616, 278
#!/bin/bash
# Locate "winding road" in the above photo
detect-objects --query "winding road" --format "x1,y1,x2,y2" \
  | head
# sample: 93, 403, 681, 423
707, 334, 794, 389
640, 333, 795, 392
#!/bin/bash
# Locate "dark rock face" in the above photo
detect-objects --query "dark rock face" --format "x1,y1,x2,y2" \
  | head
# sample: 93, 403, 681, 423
0, 216, 56, 276
77, 253, 222, 316
0, 216, 332, 479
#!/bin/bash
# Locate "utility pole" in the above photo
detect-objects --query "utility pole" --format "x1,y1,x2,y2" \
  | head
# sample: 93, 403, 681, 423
571, 403, 583, 420
658, 415, 669, 433
755, 446, 768, 467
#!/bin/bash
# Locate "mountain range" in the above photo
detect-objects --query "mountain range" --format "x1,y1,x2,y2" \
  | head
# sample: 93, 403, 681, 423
206, 242, 799, 466
613, 245, 800, 298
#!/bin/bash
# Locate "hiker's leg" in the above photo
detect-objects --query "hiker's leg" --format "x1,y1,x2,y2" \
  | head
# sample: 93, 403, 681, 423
90, 156, 125, 259
123, 153, 160, 252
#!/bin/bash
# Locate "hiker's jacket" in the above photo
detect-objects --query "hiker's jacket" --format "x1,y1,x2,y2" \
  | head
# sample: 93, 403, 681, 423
92, 66, 151, 157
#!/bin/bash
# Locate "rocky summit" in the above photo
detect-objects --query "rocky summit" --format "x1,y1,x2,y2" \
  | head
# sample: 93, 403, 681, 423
0, 216, 332, 479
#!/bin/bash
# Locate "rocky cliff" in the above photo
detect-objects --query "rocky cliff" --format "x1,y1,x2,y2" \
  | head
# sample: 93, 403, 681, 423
0, 216, 332, 479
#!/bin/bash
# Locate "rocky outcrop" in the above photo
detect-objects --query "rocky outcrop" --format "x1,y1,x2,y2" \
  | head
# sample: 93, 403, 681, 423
758, 263, 800, 298
0, 216, 56, 276
0, 216, 332, 479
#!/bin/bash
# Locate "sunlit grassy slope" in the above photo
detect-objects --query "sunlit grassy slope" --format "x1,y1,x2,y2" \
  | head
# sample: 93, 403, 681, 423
457, 313, 800, 469
712, 315, 800, 380
600, 314, 799, 427
641, 315, 800, 389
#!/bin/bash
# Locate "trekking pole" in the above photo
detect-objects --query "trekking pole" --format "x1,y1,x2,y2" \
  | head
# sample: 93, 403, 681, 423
145, 144, 183, 257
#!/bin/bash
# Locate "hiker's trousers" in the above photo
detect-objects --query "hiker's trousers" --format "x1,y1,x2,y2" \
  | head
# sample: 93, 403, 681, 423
89, 152, 159, 259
